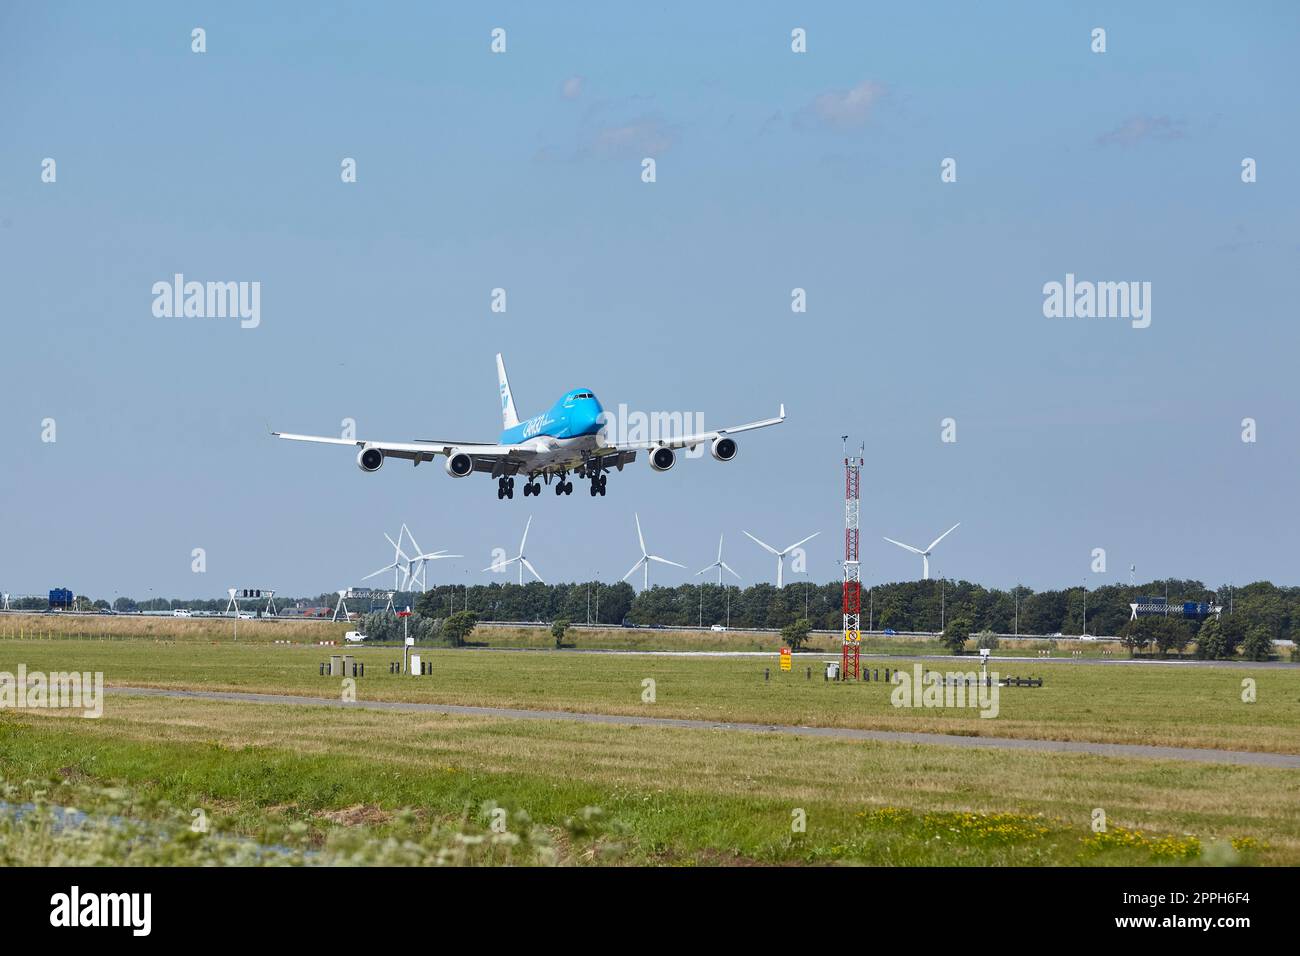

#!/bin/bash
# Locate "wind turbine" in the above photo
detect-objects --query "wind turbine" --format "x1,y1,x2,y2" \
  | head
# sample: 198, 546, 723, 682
401, 526, 461, 592
882, 522, 960, 580
362, 526, 413, 591
696, 533, 741, 585
622, 513, 685, 589
482, 516, 544, 585
743, 530, 820, 587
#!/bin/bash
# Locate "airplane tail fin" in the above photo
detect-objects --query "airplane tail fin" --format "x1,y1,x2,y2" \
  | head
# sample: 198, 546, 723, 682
496, 353, 520, 430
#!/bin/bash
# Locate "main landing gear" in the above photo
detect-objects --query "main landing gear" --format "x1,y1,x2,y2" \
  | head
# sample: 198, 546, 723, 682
503, 471, 601, 498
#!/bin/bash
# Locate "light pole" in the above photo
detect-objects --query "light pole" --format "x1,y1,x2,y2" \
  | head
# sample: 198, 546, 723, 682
1082, 581, 1087, 637
1014, 584, 1019, 637
940, 574, 945, 631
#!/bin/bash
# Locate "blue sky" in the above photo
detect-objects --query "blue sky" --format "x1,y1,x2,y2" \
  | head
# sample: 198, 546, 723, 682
1, 2, 1297, 599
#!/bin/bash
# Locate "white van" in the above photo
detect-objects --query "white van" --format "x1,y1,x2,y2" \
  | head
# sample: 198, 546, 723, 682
173, 609, 192, 618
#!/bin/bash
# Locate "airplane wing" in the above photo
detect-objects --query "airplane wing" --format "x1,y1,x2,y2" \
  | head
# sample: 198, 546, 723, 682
601, 404, 786, 452
271, 431, 536, 468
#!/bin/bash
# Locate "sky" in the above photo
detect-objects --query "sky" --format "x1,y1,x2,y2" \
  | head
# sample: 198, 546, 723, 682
1, 2, 1297, 600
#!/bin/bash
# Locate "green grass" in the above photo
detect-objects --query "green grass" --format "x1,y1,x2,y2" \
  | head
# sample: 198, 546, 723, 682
2, 638, 1296, 866
2, 699, 1295, 865
0, 639, 1295, 753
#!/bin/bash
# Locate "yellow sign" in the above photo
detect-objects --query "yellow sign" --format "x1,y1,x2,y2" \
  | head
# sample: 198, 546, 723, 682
845, 629, 860, 645
779, 647, 792, 672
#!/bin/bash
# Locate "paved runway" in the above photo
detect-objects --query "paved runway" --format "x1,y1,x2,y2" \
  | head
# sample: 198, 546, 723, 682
106, 685, 1300, 769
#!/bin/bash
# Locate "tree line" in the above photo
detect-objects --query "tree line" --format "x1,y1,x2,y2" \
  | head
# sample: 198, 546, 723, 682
38, 578, 1295, 646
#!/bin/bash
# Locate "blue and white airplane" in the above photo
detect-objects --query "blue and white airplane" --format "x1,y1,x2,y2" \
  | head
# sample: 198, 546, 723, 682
273, 354, 785, 499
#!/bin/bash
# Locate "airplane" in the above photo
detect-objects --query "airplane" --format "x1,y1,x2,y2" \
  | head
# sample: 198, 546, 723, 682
272, 354, 785, 499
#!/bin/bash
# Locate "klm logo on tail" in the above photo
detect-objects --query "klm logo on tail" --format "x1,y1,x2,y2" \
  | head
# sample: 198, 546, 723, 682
496, 353, 520, 430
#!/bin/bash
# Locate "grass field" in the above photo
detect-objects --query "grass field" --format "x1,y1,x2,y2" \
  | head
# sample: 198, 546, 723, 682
1, 637, 1296, 866
1, 639, 1294, 752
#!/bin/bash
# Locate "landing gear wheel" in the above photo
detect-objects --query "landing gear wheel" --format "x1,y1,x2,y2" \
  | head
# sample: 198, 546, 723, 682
598, 475, 607, 496
564, 481, 573, 495
555, 480, 565, 496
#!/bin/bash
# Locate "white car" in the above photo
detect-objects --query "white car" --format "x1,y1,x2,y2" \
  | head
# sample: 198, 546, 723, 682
710, 624, 726, 632
172, 609, 192, 618
344, 631, 366, 643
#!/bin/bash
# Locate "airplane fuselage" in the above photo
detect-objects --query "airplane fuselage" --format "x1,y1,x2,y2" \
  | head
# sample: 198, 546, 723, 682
498, 389, 603, 444
497, 389, 609, 474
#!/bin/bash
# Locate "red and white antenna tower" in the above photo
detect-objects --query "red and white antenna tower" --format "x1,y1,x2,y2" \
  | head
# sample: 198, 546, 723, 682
841, 437, 864, 680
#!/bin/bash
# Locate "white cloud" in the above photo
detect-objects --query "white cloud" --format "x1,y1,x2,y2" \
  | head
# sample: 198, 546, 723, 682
562, 76, 584, 100
796, 80, 887, 131
1096, 115, 1186, 147
584, 114, 677, 158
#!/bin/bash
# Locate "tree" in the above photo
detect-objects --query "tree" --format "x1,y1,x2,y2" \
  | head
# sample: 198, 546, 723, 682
1195, 617, 1228, 660
780, 618, 811, 651
443, 610, 478, 647
941, 617, 972, 654
1151, 617, 1192, 658
1242, 625, 1274, 662
976, 630, 999, 651
551, 618, 570, 649
1121, 617, 1157, 657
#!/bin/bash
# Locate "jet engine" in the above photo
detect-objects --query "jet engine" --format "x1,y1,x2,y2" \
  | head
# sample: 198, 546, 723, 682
649, 446, 676, 472
444, 450, 475, 478
710, 437, 738, 462
357, 447, 384, 472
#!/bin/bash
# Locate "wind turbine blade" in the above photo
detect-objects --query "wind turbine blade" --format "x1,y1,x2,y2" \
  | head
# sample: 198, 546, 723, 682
743, 531, 779, 555
717, 533, 724, 562
649, 555, 686, 569
519, 515, 532, 554
521, 558, 544, 584
481, 556, 518, 573
695, 565, 714, 577
784, 531, 821, 554
622, 557, 645, 582
721, 562, 741, 581
925, 523, 961, 553
424, 553, 462, 561
883, 537, 924, 555
361, 566, 391, 581
635, 513, 646, 555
